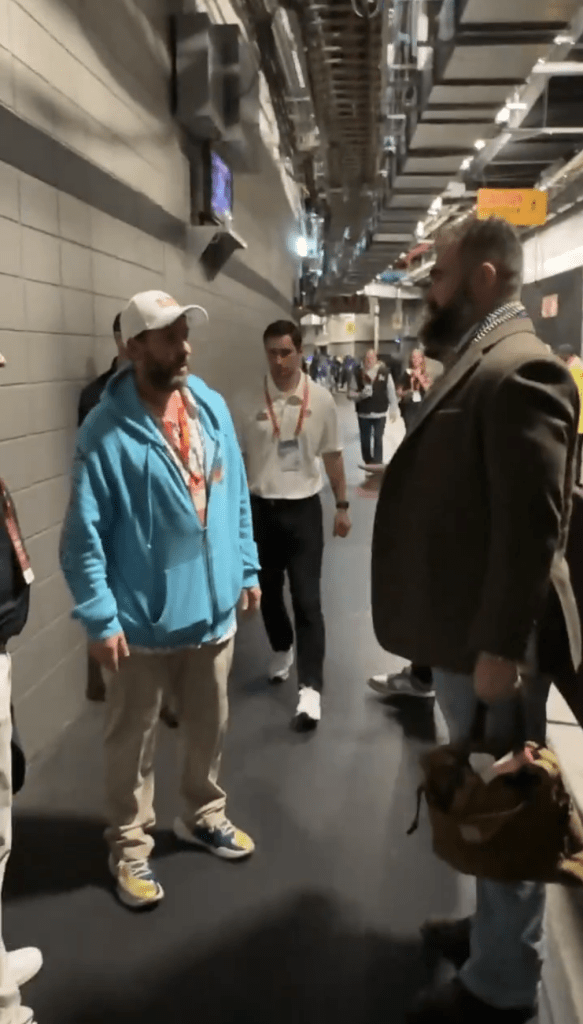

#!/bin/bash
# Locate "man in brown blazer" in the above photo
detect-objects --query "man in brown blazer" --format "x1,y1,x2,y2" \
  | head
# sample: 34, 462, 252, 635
372, 217, 581, 1024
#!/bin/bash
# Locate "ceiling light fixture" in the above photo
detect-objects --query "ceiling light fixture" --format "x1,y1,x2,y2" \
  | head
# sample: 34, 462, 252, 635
296, 236, 308, 258
506, 102, 528, 110
495, 107, 511, 124
460, 157, 472, 170
554, 34, 574, 45
474, 139, 486, 151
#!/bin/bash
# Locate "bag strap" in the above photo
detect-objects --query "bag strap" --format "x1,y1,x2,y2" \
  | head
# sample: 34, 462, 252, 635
470, 692, 527, 755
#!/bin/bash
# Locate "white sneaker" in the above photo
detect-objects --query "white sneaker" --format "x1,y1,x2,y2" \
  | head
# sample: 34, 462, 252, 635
368, 667, 434, 698
294, 687, 321, 730
7, 947, 43, 988
268, 648, 294, 682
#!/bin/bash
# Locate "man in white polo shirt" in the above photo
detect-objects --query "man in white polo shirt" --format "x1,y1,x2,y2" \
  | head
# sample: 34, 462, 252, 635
237, 320, 351, 730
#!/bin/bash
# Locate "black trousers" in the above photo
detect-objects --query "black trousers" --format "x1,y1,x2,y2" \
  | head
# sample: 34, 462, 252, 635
251, 494, 325, 692
411, 665, 433, 687
577, 434, 583, 486
358, 416, 386, 465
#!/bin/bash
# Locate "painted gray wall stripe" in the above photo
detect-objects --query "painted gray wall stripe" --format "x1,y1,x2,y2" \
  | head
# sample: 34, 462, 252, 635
0, 103, 292, 315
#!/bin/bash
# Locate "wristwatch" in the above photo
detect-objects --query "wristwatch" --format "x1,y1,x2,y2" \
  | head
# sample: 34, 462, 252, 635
336, 501, 350, 511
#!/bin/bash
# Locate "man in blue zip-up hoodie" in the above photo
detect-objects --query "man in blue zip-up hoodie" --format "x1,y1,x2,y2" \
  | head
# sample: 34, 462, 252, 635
60, 290, 261, 910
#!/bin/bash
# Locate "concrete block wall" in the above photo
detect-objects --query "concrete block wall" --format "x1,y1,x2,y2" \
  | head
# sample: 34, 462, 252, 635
0, 0, 300, 758
1, 0, 188, 219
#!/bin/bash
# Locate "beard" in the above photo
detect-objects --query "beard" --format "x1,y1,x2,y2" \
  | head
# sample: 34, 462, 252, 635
144, 357, 189, 392
419, 285, 477, 360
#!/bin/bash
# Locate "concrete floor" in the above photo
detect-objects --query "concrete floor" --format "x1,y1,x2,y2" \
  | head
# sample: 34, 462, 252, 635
4, 403, 477, 1024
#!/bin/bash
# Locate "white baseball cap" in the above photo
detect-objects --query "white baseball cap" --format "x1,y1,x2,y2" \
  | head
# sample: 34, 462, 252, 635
120, 290, 209, 344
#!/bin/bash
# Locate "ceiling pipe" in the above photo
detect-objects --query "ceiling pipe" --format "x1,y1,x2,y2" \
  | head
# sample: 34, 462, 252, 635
539, 146, 583, 194
468, 2, 583, 180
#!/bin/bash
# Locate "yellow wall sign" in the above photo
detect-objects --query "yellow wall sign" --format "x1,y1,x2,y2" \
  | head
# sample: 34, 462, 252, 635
477, 188, 547, 227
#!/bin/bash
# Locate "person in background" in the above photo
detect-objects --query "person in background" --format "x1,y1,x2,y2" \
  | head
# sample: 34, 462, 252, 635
397, 348, 432, 431
558, 344, 583, 485
372, 217, 580, 1023
0, 348, 43, 1024
78, 313, 127, 428
368, 664, 434, 699
78, 315, 178, 728
236, 321, 351, 730
309, 349, 321, 382
61, 290, 260, 911
349, 349, 399, 467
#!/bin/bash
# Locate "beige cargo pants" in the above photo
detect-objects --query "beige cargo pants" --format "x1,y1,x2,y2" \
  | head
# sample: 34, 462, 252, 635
103, 639, 234, 863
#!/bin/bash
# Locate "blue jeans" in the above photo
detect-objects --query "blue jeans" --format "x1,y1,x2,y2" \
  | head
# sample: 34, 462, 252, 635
432, 668, 549, 1010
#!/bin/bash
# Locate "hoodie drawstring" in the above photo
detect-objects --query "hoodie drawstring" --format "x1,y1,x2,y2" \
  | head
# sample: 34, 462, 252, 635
145, 445, 154, 549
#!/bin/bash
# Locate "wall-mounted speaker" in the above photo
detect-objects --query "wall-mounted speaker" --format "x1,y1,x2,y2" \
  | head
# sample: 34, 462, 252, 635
172, 12, 242, 142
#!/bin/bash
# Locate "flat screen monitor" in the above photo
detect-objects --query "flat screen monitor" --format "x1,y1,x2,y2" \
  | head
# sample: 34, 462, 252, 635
204, 148, 233, 223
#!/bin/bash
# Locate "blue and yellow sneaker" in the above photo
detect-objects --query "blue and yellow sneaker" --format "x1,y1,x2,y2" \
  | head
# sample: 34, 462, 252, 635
174, 818, 255, 860
108, 855, 165, 909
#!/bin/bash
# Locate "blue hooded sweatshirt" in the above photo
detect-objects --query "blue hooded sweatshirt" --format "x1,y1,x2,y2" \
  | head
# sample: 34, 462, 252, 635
60, 367, 260, 648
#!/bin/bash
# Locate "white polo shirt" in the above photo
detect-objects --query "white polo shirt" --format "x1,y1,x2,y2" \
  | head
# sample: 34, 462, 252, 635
236, 373, 342, 500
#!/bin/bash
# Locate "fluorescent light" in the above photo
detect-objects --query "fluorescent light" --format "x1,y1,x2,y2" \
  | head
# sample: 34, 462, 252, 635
506, 102, 528, 110
496, 107, 511, 124
415, 221, 425, 238
460, 156, 472, 170
291, 49, 306, 91
554, 34, 574, 45
474, 139, 486, 151
429, 197, 442, 215
296, 236, 308, 258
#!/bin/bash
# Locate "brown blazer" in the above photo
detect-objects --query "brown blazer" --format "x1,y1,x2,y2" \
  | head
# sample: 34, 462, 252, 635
371, 315, 582, 676
538, 486, 583, 725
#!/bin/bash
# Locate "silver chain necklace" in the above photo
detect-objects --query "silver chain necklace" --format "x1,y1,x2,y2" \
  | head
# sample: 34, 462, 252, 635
470, 300, 527, 348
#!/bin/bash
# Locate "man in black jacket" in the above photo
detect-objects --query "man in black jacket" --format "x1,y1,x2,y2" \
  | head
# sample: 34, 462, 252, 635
348, 350, 399, 467
78, 313, 126, 428
0, 350, 43, 1023
77, 316, 178, 727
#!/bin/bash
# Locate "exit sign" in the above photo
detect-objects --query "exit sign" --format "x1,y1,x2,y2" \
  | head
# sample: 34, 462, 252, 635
477, 188, 547, 227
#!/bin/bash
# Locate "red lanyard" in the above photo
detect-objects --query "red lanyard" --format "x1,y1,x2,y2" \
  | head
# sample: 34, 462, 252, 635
0, 480, 34, 584
264, 374, 310, 440
162, 395, 206, 495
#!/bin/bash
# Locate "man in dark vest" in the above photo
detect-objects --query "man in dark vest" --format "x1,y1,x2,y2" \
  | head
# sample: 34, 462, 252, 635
349, 349, 399, 467
77, 315, 178, 727
0, 348, 43, 1023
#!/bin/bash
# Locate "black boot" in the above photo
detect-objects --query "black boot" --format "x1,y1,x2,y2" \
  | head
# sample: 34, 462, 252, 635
406, 978, 536, 1024
420, 916, 471, 970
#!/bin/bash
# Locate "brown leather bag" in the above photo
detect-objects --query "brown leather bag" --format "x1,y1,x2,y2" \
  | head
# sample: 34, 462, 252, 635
407, 701, 583, 885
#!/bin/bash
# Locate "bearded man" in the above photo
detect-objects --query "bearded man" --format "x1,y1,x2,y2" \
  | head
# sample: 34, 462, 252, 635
371, 218, 581, 1023
61, 291, 260, 910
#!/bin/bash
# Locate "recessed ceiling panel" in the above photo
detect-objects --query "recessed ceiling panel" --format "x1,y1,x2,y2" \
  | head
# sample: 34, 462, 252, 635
410, 122, 496, 150
461, 0, 579, 24
404, 154, 464, 173
395, 175, 452, 189
377, 208, 420, 224
443, 44, 549, 82
372, 232, 413, 243
390, 193, 438, 209
428, 83, 511, 105
423, 107, 495, 121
